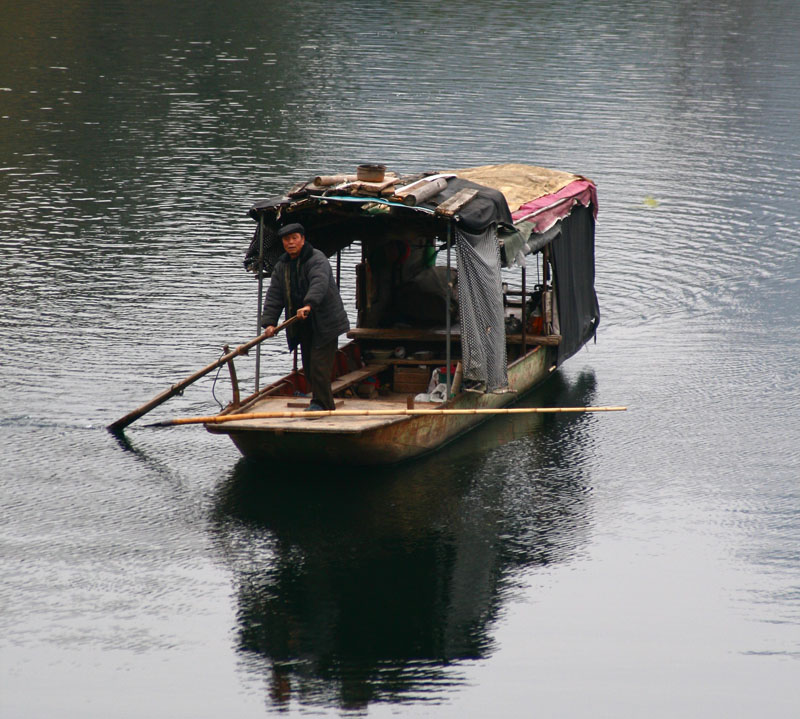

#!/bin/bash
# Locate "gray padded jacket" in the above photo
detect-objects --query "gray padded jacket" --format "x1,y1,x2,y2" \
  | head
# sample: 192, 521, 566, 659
260, 242, 350, 349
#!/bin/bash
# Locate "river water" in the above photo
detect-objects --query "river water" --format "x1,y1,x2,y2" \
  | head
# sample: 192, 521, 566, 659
1, 1, 798, 716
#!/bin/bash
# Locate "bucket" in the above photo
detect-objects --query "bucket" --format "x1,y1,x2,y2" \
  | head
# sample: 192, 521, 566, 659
356, 163, 386, 182
527, 315, 544, 334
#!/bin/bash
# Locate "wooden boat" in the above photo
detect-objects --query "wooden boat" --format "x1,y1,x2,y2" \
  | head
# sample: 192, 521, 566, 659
206, 163, 600, 465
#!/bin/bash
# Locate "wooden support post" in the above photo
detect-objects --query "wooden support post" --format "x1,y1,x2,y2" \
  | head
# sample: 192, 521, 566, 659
222, 345, 241, 408
452, 362, 462, 395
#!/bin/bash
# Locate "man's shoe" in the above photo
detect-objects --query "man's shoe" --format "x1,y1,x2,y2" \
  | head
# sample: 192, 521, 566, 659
304, 401, 326, 412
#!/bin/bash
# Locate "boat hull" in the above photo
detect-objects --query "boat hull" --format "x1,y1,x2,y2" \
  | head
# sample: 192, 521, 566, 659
207, 346, 552, 465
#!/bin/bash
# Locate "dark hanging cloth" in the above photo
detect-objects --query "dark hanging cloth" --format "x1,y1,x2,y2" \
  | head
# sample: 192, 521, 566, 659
421, 178, 513, 233
549, 204, 600, 365
243, 223, 283, 277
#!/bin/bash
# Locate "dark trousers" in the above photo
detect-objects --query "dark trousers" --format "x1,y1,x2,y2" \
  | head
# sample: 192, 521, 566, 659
299, 334, 338, 410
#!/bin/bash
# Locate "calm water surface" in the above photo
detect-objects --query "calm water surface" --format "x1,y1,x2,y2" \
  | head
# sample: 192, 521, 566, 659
1, 1, 799, 717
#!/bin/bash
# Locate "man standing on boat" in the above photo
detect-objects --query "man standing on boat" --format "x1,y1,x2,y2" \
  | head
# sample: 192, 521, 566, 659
261, 223, 350, 412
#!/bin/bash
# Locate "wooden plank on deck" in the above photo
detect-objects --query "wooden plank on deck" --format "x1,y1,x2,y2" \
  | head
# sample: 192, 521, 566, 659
347, 327, 560, 345
331, 363, 389, 394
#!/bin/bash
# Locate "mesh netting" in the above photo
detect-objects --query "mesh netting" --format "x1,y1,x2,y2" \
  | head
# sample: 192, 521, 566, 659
243, 225, 282, 277
455, 226, 508, 391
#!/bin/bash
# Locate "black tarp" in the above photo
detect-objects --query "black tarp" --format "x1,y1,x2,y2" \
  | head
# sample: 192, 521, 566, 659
248, 177, 513, 235
245, 177, 514, 276
416, 177, 513, 232
549, 204, 600, 365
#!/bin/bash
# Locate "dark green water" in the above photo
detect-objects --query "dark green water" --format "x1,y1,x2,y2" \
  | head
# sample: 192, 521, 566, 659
2, 1, 799, 716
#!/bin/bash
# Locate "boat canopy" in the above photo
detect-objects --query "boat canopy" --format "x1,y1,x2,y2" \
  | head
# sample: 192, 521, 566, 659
248, 164, 595, 240
245, 164, 599, 387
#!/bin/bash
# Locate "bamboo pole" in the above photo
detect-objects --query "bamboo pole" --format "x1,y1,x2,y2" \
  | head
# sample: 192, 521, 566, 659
108, 314, 301, 432
148, 405, 627, 427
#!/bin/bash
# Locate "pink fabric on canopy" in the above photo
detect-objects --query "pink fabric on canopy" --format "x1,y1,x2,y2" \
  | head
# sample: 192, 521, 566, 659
511, 179, 598, 232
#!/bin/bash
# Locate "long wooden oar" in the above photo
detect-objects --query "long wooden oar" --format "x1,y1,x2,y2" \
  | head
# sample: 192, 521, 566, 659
148, 405, 627, 427
108, 315, 301, 432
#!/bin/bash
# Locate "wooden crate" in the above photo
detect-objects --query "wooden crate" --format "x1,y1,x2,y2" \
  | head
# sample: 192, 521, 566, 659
393, 366, 430, 394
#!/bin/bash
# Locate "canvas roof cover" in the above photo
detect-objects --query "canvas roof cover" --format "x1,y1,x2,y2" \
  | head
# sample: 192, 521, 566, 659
447, 163, 584, 212
248, 164, 595, 236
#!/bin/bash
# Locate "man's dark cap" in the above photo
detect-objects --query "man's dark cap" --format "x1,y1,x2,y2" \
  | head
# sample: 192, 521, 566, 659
277, 223, 305, 238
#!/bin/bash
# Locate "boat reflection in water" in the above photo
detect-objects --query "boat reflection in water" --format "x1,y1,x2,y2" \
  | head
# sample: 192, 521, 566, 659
211, 371, 598, 710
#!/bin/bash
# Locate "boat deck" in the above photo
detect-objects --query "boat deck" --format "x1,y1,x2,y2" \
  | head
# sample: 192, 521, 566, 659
205, 344, 551, 463
213, 393, 421, 434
